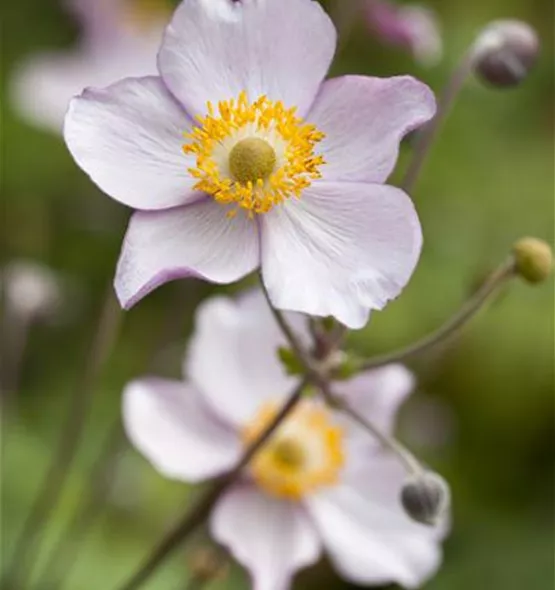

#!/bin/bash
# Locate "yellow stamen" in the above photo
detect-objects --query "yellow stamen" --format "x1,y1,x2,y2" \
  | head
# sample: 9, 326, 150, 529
183, 91, 326, 216
242, 401, 344, 500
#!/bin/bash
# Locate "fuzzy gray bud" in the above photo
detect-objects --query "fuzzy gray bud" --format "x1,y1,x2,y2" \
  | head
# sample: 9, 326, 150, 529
472, 20, 539, 88
401, 472, 450, 526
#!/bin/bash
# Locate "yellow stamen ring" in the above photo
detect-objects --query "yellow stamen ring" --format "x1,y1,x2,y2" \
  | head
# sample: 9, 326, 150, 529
183, 91, 326, 216
242, 401, 344, 500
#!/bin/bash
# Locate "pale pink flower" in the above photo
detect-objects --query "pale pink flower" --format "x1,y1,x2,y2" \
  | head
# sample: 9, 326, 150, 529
65, 0, 436, 329
364, 1, 442, 66
123, 291, 445, 589
11, 0, 168, 133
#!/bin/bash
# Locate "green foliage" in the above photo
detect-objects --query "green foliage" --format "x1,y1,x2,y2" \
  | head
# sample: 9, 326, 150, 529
2, 0, 553, 588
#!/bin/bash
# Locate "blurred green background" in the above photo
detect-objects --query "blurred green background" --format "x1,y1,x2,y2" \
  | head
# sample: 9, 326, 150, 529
1, 0, 553, 589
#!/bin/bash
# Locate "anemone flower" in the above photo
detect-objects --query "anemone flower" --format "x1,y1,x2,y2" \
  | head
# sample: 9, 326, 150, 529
11, 0, 169, 133
124, 291, 445, 590
65, 0, 436, 328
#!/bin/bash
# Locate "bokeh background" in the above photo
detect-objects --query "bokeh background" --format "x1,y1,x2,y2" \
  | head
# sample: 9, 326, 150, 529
2, 0, 553, 589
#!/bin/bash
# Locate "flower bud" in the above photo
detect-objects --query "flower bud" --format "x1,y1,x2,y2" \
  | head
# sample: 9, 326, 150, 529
513, 237, 553, 284
400, 471, 450, 526
472, 20, 539, 88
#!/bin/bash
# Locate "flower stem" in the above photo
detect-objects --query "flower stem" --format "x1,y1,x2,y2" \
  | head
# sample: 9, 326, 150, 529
37, 419, 125, 590
402, 52, 474, 193
115, 378, 308, 590
360, 256, 516, 371
3, 287, 123, 590
258, 272, 309, 361
0, 311, 32, 410
326, 392, 423, 475
258, 275, 424, 475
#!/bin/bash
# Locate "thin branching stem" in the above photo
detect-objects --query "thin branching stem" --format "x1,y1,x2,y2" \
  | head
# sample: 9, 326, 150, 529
402, 52, 474, 193
360, 257, 516, 371
258, 274, 424, 475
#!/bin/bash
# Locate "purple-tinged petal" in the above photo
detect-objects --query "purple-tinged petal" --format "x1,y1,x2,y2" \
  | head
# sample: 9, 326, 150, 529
185, 291, 306, 428
306, 457, 444, 588
158, 0, 336, 118
308, 75, 436, 184
260, 182, 422, 329
115, 200, 260, 309
338, 365, 415, 437
66, 0, 124, 44
211, 484, 322, 590
123, 378, 240, 482
64, 76, 201, 210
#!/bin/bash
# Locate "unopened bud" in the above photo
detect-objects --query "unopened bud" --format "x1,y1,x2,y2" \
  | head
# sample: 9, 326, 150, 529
400, 471, 450, 526
188, 547, 228, 583
472, 20, 539, 87
513, 237, 553, 284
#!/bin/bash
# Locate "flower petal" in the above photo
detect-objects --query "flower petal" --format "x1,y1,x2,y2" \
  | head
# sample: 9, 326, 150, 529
184, 291, 306, 427
308, 75, 436, 184
64, 76, 201, 210
158, 0, 336, 117
123, 378, 240, 482
115, 199, 260, 309
338, 365, 415, 436
211, 485, 322, 590
260, 182, 423, 329
307, 457, 444, 588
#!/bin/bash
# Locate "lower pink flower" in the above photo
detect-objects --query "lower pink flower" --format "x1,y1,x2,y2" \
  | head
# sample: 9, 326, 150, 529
123, 291, 446, 589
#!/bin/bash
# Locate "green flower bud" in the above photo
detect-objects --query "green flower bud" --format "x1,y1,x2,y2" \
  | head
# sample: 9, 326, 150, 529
513, 237, 553, 284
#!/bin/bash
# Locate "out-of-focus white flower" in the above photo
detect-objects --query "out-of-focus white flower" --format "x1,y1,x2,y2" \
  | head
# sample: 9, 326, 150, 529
10, 0, 168, 133
2, 260, 62, 319
123, 291, 447, 589
364, 0, 443, 66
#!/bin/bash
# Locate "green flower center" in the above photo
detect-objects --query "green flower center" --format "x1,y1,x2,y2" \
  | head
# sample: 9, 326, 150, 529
229, 137, 277, 184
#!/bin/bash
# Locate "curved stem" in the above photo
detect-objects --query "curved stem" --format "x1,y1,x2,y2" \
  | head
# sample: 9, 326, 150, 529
3, 287, 122, 590
1, 312, 32, 409
38, 420, 124, 590
258, 272, 310, 363
402, 52, 474, 194
360, 257, 516, 371
115, 378, 308, 590
258, 274, 424, 475
329, 394, 422, 475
